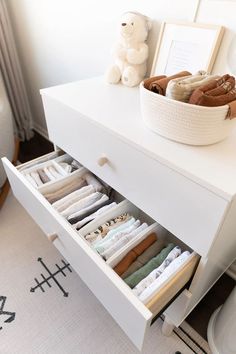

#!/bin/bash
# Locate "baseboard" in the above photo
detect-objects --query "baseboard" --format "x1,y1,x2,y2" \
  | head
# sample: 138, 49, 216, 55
33, 122, 49, 141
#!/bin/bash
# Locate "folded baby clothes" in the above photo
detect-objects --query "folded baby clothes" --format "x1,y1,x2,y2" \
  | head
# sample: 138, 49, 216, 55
189, 74, 236, 107
30, 171, 43, 187
24, 173, 38, 187
48, 165, 63, 179
139, 251, 191, 304
52, 185, 95, 212
58, 162, 72, 174
132, 246, 181, 297
143, 75, 166, 90
143, 71, 191, 95
113, 233, 157, 276
84, 173, 103, 192
85, 213, 131, 243
101, 223, 148, 261
38, 169, 50, 184
96, 220, 141, 254
166, 73, 219, 103
44, 178, 87, 204
124, 243, 174, 288
67, 194, 109, 224
121, 239, 165, 279
69, 198, 113, 224
61, 192, 104, 218
73, 202, 117, 230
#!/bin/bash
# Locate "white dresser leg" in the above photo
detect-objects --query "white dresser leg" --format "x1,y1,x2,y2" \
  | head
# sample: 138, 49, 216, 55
162, 316, 175, 336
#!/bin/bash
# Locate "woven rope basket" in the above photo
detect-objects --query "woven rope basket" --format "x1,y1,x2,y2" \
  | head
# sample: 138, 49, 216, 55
140, 82, 236, 146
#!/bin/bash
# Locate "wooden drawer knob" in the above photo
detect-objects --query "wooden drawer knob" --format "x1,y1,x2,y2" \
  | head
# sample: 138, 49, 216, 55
47, 233, 58, 243
97, 156, 108, 167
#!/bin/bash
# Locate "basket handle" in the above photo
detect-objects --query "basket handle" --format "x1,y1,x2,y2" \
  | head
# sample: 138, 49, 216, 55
226, 100, 236, 120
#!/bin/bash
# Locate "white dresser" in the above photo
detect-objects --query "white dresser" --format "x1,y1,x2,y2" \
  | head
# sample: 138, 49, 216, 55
3, 77, 236, 351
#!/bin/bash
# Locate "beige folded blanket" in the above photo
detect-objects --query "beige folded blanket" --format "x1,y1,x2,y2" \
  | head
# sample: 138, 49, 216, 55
44, 178, 87, 204
166, 73, 219, 102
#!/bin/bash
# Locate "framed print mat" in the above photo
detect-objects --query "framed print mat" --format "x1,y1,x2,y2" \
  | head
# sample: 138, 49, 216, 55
151, 22, 224, 76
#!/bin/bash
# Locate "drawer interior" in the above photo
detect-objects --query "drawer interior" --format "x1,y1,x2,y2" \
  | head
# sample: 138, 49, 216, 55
3, 150, 200, 349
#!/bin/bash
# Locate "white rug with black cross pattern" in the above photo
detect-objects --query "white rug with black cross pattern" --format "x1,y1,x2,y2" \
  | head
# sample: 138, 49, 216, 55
0, 192, 210, 354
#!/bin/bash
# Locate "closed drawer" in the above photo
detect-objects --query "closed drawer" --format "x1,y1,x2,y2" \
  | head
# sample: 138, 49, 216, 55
3, 155, 199, 350
42, 95, 228, 257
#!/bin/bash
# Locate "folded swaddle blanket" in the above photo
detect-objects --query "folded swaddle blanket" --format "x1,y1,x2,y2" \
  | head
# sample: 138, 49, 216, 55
166, 72, 219, 102
143, 71, 191, 95
189, 74, 236, 118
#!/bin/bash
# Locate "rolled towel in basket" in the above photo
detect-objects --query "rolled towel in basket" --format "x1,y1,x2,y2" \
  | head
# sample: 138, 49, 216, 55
189, 74, 236, 107
166, 72, 219, 102
143, 71, 191, 95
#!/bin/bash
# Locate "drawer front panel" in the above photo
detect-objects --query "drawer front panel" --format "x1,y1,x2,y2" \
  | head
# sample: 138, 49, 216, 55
42, 96, 228, 257
2, 157, 152, 350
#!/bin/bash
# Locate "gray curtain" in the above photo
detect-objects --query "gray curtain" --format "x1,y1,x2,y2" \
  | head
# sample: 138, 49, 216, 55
0, 0, 33, 140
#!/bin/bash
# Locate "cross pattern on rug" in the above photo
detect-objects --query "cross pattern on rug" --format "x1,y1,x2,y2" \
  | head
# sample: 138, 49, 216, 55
0, 296, 16, 330
30, 257, 72, 297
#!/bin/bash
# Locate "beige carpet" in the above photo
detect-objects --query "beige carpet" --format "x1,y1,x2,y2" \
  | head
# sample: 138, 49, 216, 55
0, 192, 195, 354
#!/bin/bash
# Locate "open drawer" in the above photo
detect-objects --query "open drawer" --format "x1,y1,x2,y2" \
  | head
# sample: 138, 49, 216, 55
2, 153, 199, 350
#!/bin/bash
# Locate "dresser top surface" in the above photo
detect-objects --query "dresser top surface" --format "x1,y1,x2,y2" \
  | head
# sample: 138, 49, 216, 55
41, 76, 236, 200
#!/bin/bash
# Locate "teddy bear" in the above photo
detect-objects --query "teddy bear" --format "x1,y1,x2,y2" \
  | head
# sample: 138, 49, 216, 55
106, 12, 152, 87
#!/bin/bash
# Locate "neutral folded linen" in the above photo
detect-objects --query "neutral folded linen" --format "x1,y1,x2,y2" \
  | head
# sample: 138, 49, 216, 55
52, 185, 95, 212
93, 217, 136, 248
24, 173, 38, 187
38, 169, 50, 184
30, 171, 43, 186
132, 246, 181, 297
58, 162, 72, 174
166, 73, 219, 102
96, 220, 141, 254
71, 199, 113, 225
139, 251, 191, 304
48, 165, 63, 179
44, 166, 57, 181
124, 243, 174, 288
61, 192, 104, 218
68, 194, 109, 224
143, 71, 191, 95
102, 223, 148, 261
73, 202, 117, 230
85, 213, 131, 243
113, 233, 157, 276
44, 178, 87, 204
84, 173, 103, 192
121, 240, 165, 279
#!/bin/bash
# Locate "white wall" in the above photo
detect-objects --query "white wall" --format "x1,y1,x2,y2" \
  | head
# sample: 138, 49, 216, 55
7, 0, 199, 137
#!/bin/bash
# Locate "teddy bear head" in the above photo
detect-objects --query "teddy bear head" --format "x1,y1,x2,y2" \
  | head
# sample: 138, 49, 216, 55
119, 12, 151, 43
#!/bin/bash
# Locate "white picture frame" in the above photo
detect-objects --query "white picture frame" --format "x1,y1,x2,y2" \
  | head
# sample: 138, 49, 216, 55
151, 22, 224, 76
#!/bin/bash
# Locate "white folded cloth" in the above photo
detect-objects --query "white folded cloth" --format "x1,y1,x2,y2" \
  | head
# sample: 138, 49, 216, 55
102, 222, 148, 261
139, 251, 191, 304
24, 173, 38, 187
92, 217, 136, 247
47, 165, 63, 179
61, 192, 104, 218
30, 171, 43, 186
44, 166, 56, 181
84, 173, 103, 192
52, 185, 95, 212
73, 202, 117, 230
58, 162, 72, 174
132, 246, 181, 297
67, 194, 109, 223
96, 220, 141, 254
